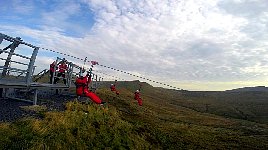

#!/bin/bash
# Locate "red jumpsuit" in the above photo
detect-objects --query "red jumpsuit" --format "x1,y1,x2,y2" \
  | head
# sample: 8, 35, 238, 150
134, 92, 142, 106
49, 62, 56, 84
54, 62, 67, 84
59, 63, 67, 73
110, 84, 120, 95
76, 75, 102, 104
110, 85, 116, 91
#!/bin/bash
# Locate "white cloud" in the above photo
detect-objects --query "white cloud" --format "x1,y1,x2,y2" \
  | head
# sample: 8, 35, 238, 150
1, 0, 268, 90
11, 0, 35, 14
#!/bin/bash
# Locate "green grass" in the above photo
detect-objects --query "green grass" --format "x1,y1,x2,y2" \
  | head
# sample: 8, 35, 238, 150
0, 81, 268, 149
0, 101, 150, 149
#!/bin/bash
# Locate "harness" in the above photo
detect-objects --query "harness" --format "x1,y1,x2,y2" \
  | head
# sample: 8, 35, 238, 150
75, 83, 87, 87
75, 75, 91, 96
75, 78, 87, 95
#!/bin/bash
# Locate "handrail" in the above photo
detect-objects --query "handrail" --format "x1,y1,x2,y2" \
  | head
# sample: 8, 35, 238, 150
0, 49, 31, 59
33, 69, 49, 82
0, 33, 37, 48
35, 69, 48, 76
0, 57, 28, 66
0, 66, 28, 73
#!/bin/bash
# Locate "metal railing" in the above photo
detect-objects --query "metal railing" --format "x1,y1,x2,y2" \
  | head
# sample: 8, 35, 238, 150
0, 33, 39, 86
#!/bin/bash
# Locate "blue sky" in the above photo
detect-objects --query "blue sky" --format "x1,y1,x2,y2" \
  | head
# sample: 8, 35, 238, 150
0, 0, 95, 37
0, 0, 268, 91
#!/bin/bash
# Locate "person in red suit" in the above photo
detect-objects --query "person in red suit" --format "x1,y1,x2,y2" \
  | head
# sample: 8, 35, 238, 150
110, 84, 116, 91
54, 59, 68, 84
134, 90, 142, 106
49, 61, 56, 84
75, 72, 105, 105
110, 80, 120, 95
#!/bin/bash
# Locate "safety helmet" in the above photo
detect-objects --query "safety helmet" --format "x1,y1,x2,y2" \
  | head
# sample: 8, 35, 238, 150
136, 90, 139, 92
111, 84, 113, 86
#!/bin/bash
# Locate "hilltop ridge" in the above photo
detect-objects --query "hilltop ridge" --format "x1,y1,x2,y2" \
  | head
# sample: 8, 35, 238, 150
0, 80, 267, 149
226, 86, 268, 92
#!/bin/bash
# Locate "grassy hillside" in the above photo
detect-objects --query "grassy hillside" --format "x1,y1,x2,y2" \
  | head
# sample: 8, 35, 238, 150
108, 81, 268, 123
0, 80, 267, 149
169, 91, 268, 124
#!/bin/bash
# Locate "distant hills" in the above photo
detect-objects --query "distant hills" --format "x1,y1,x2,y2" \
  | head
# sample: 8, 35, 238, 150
226, 86, 268, 92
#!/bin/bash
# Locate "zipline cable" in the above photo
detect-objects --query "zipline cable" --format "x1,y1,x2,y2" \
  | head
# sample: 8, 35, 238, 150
97, 63, 180, 90
41, 47, 180, 90
1, 33, 181, 90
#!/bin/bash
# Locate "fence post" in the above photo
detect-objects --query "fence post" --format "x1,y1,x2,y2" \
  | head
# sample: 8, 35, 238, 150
26, 47, 39, 85
0, 89, 3, 98
2, 38, 21, 77
68, 62, 74, 87
91, 74, 94, 88
99, 77, 101, 87
95, 75, 98, 88
33, 89, 38, 105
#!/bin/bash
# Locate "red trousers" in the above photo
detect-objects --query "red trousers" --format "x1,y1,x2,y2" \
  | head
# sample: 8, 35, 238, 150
137, 98, 142, 106
76, 88, 102, 104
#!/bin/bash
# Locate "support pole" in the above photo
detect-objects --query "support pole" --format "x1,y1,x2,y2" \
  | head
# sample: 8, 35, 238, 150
68, 62, 74, 87
26, 47, 39, 85
33, 89, 38, 105
0, 88, 7, 98
91, 74, 95, 88
0, 89, 2, 98
95, 75, 98, 88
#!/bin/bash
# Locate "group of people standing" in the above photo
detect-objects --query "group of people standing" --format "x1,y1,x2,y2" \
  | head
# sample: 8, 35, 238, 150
49, 59, 68, 84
